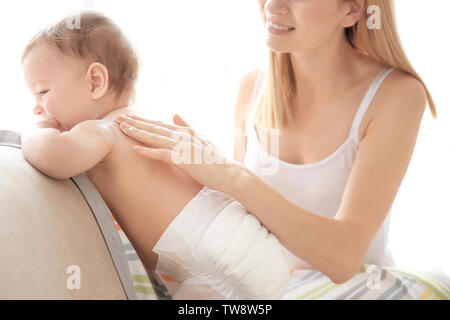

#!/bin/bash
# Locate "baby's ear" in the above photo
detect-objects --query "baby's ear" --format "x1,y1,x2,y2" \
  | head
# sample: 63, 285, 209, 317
86, 62, 109, 100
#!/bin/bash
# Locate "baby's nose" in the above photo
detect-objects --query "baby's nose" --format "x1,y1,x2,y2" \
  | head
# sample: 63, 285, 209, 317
33, 105, 44, 116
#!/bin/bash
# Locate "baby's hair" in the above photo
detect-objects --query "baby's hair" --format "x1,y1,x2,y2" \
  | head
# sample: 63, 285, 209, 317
22, 10, 139, 102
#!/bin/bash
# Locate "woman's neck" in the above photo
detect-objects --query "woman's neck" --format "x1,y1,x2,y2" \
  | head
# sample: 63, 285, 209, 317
290, 30, 363, 109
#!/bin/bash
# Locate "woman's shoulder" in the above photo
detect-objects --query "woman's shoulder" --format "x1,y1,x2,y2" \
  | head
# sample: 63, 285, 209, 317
355, 61, 427, 142
233, 68, 262, 131
362, 66, 427, 141
376, 67, 427, 117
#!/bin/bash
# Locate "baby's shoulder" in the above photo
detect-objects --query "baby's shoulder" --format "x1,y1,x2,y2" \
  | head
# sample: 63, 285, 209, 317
75, 119, 117, 140
71, 119, 118, 164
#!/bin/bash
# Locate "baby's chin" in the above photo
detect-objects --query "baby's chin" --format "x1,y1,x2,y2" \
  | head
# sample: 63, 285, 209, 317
58, 124, 69, 132
53, 119, 73, 132
63, 119, 89, 131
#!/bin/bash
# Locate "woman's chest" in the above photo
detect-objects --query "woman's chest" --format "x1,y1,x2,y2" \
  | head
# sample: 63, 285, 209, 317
254, 97, 376, 166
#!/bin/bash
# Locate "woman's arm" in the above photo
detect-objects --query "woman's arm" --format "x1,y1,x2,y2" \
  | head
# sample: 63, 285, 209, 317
232, 69, 260, 164
230, 166, 358, 284
228, 75, 427, 284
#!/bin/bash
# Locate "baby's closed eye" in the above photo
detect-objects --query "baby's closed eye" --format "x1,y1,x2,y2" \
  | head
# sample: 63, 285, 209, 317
38, 89, 49, 96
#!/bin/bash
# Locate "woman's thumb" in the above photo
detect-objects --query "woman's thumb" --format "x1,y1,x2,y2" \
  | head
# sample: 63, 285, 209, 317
173, 114, 189, 127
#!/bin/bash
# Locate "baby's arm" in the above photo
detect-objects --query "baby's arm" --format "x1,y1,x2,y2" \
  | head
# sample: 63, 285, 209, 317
21, 120, 115, 180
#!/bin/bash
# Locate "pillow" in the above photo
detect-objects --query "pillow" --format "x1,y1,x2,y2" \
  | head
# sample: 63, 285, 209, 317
0, 130, 135, 299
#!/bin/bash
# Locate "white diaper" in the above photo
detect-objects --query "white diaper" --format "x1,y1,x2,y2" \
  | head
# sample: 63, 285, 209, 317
152, 186, 291, 300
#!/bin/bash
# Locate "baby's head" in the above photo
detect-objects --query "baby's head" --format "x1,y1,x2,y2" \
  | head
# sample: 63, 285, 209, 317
22, 11, 139, 131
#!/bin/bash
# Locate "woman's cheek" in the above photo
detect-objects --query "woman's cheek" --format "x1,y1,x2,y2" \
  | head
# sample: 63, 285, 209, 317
299, 9, 337, 45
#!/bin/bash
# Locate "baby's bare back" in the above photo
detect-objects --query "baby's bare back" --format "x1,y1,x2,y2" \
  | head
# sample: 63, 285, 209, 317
85, 107, 204, 271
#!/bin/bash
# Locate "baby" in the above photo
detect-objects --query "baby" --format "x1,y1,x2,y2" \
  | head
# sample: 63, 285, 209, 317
20, 11, 290, 299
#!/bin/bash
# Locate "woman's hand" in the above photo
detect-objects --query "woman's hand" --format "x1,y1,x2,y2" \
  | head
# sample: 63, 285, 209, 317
115, 113, 243, 195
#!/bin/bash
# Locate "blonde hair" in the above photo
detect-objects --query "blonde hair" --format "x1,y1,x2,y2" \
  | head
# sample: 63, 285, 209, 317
22, 10, 140, 103
254, 0, 437, 130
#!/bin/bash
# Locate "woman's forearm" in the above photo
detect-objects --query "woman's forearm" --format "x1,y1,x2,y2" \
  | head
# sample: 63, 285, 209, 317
228, 165, 360, 284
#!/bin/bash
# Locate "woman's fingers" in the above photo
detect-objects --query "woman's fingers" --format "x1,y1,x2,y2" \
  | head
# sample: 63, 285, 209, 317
120, 121, 205, 159
119, 114, 186, 132
173, 114, 190, 127
116, 114, 209, 147
118, 116, 197, 143
119, 122, 180, 150
116, 114, 196, 140
116, 115, 172, 137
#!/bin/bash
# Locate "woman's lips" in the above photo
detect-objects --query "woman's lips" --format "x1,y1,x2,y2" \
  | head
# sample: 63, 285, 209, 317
267, 22, 295, 35
267, 19, 294, 29
265, 18, 295, 36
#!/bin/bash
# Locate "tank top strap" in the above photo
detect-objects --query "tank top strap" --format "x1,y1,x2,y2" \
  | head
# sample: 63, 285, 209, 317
245, 66, 395, 142
245, 67, 266, 135
349, 66, 395, 143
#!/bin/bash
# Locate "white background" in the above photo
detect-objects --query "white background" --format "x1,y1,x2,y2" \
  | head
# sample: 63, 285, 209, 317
0, 1, 448, 275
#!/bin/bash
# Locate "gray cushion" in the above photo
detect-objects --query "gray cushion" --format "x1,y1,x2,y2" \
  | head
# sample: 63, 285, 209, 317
0, 130, 137, 299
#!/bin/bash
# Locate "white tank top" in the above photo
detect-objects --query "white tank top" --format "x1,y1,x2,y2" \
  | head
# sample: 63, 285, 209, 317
244, 66, 397, 270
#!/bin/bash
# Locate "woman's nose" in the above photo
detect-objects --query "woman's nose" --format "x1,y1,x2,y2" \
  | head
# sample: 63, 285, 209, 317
265, 0, 289, 15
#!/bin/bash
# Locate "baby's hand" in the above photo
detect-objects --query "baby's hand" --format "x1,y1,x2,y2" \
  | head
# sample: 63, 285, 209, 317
20, 118, 64, 142
35, 118, 64, 131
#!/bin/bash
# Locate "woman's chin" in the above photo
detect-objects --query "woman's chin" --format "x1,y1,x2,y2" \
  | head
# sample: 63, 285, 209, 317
266, 45, 294, 54
265, 40, 296, 54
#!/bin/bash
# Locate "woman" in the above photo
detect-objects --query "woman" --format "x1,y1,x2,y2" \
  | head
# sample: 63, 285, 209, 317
116, 0, 436, 285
